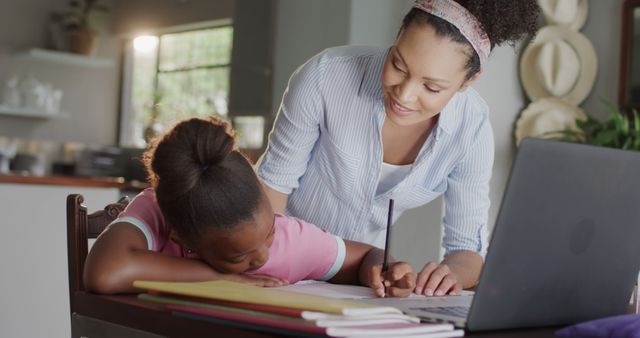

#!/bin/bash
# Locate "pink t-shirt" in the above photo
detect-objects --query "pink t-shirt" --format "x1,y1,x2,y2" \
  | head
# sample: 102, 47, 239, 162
110, 188, 345, 283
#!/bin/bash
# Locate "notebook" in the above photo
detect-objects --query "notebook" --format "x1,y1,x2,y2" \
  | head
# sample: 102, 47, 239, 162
133, 279, 401, 315
134, 283, 463, 337
363, 138, 640, 331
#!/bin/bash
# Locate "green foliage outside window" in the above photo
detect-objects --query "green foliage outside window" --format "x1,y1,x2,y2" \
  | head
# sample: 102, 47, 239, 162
129, 25, 233, 146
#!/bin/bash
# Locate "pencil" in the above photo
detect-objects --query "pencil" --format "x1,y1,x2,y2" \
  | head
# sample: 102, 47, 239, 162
382, 199, 394, 273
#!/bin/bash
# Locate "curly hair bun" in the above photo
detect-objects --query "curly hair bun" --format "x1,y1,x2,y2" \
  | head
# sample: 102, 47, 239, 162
459, 0, 540, 47
142, 116, 264, 238
144, 116, 237, 197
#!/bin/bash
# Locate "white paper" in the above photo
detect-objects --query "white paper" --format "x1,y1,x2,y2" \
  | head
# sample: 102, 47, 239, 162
275, 281, 473, 300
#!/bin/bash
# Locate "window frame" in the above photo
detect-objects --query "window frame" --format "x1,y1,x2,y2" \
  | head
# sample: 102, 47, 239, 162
118, 18, 232, 147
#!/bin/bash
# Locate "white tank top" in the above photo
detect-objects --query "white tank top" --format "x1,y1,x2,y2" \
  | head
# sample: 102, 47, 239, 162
376, 162, 412, 195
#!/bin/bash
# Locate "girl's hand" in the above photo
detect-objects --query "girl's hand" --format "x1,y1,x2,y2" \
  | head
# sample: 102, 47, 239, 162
369, 261, 416, 298
220, 273, 289, 287
414, 262, 462, 296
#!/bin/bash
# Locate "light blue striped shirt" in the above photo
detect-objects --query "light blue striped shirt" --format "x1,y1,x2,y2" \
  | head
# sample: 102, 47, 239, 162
258, 46, 493, 256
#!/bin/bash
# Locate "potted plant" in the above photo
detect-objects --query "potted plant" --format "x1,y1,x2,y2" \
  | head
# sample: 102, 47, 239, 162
60, 0, 109, 55
549, 99, 640, 151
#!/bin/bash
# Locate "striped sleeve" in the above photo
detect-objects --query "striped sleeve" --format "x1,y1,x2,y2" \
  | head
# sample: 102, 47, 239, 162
257, 52, 325, 193
442, 112, 494, 257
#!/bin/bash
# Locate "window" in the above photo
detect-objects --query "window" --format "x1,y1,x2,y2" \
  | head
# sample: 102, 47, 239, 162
120, 21, 233, 148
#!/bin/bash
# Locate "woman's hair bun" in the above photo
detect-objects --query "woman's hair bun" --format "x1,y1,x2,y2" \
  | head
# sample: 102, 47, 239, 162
461, 0, 540, 48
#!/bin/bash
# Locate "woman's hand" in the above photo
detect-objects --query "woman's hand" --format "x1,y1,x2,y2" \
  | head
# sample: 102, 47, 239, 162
368, 261, 417, 298
414, 261, 462, 296
221, 273, 289, 287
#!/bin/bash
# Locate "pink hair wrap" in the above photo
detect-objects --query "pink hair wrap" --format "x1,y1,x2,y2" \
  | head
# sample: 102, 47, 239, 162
413, 0, 491, 68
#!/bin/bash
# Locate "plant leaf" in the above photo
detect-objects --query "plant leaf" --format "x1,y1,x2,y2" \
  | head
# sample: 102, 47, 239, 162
545, 98, 639, 152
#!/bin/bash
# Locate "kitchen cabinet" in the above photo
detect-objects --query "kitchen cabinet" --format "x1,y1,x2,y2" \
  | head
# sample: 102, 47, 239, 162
0, 179, 119, 338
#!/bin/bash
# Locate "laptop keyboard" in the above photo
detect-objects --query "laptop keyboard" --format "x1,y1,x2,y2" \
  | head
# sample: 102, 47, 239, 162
411, 306, 469, 318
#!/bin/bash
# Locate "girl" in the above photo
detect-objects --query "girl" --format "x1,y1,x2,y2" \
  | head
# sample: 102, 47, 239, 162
84, 116, 415, 297
258, 0, 540, 296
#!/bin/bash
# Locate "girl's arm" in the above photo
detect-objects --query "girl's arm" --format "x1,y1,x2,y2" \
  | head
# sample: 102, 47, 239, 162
328, 240, 416, 297
84, 222, 286, 294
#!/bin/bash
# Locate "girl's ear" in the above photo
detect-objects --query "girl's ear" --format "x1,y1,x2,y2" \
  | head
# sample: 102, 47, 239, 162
458, 70, 482, 92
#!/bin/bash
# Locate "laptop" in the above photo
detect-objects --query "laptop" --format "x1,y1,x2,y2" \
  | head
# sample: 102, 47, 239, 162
363, 138, 640, 331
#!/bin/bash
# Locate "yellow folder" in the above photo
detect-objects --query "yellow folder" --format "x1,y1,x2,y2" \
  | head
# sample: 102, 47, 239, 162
133, 280, 401, 315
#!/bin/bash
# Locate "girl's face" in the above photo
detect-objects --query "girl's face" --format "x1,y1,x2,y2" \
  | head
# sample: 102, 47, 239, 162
381, 22, 480, 127
191, 198, 276, 274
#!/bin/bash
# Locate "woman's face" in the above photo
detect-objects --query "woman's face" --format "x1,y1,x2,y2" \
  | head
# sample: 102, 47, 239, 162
382, 22, 479, 127
191, 198, 276, 274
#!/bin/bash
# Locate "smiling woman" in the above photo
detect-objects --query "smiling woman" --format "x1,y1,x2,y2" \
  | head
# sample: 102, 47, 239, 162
258, 0, 540, 298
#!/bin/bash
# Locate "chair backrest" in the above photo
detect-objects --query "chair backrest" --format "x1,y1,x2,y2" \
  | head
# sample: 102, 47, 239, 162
66, 194, 129, 313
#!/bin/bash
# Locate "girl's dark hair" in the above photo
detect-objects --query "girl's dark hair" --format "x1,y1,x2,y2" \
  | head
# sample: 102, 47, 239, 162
143, 116, 263, 242
401, 0, 540, 80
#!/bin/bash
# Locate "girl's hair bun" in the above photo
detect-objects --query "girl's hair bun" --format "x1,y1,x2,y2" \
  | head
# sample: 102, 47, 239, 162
143, 116, 237, 197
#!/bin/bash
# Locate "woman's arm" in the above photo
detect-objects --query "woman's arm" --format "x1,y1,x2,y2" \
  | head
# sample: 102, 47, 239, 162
328, 240, 416, 297
415, 111, 493, 296
84, 222, 286, 294
263, 184, 289, 214
442, 250, 482, 288
256, 53, 325, 203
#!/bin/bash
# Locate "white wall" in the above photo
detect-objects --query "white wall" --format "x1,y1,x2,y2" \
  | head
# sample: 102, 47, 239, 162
348, 0, 409, 47
271, 0, 351, 116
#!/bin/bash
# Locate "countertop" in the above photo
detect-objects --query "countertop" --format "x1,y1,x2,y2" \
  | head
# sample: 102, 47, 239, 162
0, 173, 149, 190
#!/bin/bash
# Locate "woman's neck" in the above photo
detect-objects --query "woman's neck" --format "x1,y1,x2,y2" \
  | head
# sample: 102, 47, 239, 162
381, 116, 437, 165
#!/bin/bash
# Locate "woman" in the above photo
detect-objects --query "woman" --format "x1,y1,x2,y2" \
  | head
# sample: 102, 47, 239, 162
258, 0, 539, 296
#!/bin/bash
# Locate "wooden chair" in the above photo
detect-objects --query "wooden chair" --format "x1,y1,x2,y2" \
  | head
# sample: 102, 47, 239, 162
66, 194, 130, 315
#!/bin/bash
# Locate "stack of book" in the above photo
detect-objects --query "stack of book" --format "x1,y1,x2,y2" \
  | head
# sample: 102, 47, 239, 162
133, 280, 464, 338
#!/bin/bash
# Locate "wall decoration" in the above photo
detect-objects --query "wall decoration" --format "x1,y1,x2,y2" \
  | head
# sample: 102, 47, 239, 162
515, 0, 597, 145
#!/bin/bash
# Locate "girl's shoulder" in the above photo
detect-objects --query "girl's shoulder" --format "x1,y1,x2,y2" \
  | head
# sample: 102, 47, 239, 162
119, 188, 172, 243
124, 188, 159, 213
273, 213, 327, 238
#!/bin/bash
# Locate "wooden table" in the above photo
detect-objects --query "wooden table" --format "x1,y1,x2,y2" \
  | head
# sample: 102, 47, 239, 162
71, 291, 561, 338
